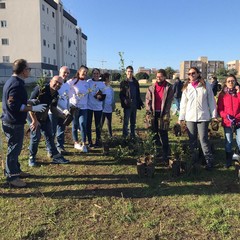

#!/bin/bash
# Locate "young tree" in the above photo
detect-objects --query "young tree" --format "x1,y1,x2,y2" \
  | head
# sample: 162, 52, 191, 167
135, 72, 149, 80
165, 67, 176, 79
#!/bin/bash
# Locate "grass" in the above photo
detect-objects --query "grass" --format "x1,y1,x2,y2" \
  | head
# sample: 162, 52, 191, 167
0, 84, 240, 240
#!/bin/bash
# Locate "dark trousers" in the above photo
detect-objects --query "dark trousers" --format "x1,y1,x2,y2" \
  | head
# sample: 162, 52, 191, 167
87, 109, 102, 144
101, 112, 112, 137
123, 106, 137, 137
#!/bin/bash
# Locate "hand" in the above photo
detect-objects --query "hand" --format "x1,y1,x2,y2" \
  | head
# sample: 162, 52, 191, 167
32, 104, 47, 112
63, 109, 70, 116
30, 120, 40, 131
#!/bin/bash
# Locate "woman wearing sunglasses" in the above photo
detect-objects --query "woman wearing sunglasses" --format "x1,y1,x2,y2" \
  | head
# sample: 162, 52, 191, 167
179, 67, 217, 170
217, 74, 240, 168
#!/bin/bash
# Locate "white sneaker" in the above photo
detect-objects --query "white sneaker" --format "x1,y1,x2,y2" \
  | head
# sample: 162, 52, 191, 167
74, 143, 82, 150
82, 145, 88, 153
232, 153, 240, 161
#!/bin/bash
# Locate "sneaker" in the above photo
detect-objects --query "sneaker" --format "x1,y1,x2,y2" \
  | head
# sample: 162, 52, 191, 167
82, 145, 88, 153
19, 171, 31, 178
88, 142, 94, 148
57, 147, 66, 155
8, 178, 26, 188
52, 153, 70, 164
28, 156, 37, 167
232, 153, 240, 161
74, 143, 82, 150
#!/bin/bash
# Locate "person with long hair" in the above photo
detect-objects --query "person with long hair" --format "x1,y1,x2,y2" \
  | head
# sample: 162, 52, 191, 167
87, 68, 106, 147
179, 67, 217, 170
68, 65, 89, 152
217, 74, 240, 168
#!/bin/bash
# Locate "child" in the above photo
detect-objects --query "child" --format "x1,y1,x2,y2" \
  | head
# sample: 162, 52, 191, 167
101, 73, 115, 137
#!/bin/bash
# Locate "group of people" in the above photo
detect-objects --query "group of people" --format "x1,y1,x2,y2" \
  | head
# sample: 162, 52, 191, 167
2, 59, 240, 188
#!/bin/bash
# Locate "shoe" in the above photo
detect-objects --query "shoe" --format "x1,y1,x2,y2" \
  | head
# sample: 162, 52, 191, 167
28, 156, 37, 167
57, 147, 66, 154
205, 164, 213, 171
232, 153, 240, 161
8, 178, 26, 188
19, 171, 31, 178
82, 145, 88, 153
52, 153, 70, 164
88, 142, 94, 148
74, 143, 82, 150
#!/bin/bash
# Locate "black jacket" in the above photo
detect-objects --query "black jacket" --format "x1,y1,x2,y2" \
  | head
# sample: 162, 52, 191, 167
119, 78, 143, 109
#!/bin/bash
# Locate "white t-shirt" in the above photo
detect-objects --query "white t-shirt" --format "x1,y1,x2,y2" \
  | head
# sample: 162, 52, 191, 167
103, 85, 115, 113
68, 78, 89, 110
87, 79, 106, 111
57, 82, 70, 110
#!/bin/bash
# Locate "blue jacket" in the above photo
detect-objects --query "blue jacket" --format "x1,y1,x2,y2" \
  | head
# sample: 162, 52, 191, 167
1, 76, 28, 124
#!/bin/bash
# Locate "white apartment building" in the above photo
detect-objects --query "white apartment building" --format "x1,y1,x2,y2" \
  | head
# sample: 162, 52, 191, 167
0, 0, 87, 83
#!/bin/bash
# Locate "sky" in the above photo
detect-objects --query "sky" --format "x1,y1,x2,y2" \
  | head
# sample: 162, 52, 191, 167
61, 0, 240, 71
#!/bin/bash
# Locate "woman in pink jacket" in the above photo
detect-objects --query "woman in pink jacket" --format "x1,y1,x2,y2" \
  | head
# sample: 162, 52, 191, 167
217, 74, 240, 168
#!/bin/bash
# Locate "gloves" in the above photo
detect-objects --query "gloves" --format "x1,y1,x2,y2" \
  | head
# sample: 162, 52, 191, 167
63, 109, 70, 116
32, 104, 47, 112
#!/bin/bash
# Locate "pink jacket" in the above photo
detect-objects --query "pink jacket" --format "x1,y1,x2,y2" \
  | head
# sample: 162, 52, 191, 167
217, 92, 240, 127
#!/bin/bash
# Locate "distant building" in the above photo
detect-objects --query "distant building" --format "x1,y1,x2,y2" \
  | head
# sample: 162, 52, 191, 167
180, 57, 224, 80
0, 0, 87, 83
227, 60, 240, 75
137, 67, 158, 75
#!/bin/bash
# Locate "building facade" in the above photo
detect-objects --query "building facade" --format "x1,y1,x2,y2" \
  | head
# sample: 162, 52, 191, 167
0, 0, 87, 83
227, 60, 240, 75
180, 57, 224, 80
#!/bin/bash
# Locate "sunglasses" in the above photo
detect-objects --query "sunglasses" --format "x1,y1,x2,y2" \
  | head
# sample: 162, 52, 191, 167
188, 72, 196, 76
227, 80, 235, 83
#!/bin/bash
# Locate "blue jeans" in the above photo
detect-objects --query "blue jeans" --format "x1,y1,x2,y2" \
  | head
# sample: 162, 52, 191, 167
29, 118, 59, 158
101, 112, 112, 137
123, 107, 137, 137
49, 113, 65, 148
186, 121, 213, 165
2, 122, 24, 180
224, 127, 240, 153
174, 97, 181, 111
72, 109, 88, 143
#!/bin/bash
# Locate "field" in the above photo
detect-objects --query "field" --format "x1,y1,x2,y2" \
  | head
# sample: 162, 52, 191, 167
0, 84, 239, 240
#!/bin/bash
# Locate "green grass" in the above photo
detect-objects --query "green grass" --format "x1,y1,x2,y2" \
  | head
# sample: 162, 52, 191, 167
0, 86, 240, 240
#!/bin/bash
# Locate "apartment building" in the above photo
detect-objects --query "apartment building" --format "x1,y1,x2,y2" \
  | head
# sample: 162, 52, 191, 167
180, 57, 224, 80
227, 60, 240, 75
0, 0, 87, 83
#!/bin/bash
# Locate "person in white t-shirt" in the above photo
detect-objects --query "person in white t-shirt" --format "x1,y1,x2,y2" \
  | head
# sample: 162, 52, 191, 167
68, 65, 89, 153
101, 73, 115, 137
87, 68, 106, 147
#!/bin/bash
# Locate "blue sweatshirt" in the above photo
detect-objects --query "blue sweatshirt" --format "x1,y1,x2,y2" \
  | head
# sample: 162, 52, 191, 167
1, 76, 28, 124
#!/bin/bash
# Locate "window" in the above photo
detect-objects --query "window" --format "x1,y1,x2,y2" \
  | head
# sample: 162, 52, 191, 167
0, 3, 6, 9
42, 22, 45, 29
53, 59, 56, 65
53, 43, 56, 50
43, 57, 47, 63
43, 39, 46, 46
52, 12, 55, 18
2, 56, 9, 62
42, 4, 45, 11
1, 20, 7, 27
2, 38, 9, 45
48, 57, 50, 64
47, 8, 48, 14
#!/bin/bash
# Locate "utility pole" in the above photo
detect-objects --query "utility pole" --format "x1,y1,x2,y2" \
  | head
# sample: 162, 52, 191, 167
100, 60, 107, 69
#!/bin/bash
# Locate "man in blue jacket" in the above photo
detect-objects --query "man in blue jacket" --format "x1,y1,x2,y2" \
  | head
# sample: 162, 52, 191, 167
1, 59, 47, 187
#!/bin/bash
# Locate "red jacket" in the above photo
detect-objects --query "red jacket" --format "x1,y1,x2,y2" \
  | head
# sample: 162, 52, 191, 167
217, 92, 240, 127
